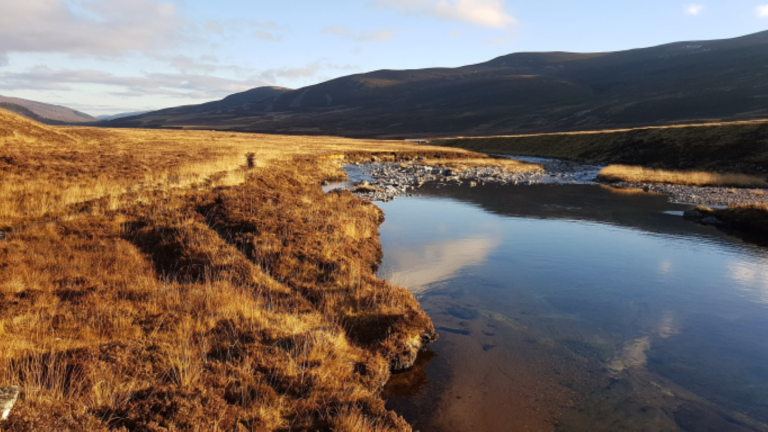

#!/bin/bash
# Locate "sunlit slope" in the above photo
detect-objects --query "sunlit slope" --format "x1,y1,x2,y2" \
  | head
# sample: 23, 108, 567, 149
0, 95, 96, 124
110, 31, 768, 137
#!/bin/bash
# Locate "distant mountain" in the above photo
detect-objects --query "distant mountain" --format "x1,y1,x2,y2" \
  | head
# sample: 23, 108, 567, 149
103, 87, 291, 127
0, 95, 95, 124
97, 111, 151, 121
107, 31, 768, 138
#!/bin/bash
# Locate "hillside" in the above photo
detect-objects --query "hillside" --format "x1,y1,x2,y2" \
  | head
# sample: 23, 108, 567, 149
0, 95, 95, 124
108, 31, 768, 137
436, 120, 768, 175
96, 111, 151, 121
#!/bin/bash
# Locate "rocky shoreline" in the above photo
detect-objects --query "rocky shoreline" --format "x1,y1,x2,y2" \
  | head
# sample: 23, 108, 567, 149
339, 157, 768, 208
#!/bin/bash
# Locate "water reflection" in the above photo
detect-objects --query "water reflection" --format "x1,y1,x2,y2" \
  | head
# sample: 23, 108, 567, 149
729, 258, 768, 304
383, 236, 500, 292
378, 183, 768, 431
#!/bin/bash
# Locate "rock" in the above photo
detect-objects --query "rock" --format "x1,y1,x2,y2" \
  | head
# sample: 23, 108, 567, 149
0, 231, 5, 241
470, 182, 478, 188
683, 209, 703, 220
0, 386, 19, 421
701, 216, 722, 226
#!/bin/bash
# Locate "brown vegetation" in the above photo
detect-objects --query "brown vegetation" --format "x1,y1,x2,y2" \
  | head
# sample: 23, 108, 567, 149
687, 204, 768, 242
597, 165, 768, 188
0, 109, 493, 430
437, 120, 768, 175
415, 157, 541, 173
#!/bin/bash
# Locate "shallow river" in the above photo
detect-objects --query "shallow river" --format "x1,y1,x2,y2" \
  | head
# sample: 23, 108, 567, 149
377, 183, 768, 432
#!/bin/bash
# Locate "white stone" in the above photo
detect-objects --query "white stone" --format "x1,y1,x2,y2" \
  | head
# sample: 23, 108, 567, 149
0, 386, 20, 421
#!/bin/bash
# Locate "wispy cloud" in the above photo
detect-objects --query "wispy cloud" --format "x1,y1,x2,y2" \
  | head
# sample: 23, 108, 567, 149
205, 21, 223, 35
0, 66, 264, 99
0, 0, 187, 56
253, 31, 283, 41
373, 0, 517, 29
685, 3, 705, 15
322, 25, 395, 42
249, 21, 284, 41
0, 59, 350, 99
757, 5, 768, 17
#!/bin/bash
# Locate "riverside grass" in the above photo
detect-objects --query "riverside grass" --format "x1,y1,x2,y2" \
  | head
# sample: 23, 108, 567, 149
598, 165, 768, 188
435, 119, 768, 176
0, 109, 497, 431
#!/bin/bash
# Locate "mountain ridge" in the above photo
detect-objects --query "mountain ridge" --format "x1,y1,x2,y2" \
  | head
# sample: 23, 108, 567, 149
106, 30, 768, 138
0, 95, 95, 124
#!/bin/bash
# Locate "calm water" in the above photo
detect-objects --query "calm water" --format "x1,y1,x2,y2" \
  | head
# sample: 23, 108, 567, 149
377, 183, 768, 432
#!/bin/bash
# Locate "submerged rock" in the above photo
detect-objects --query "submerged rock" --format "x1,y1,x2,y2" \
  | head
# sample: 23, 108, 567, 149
0, 386, 19, 421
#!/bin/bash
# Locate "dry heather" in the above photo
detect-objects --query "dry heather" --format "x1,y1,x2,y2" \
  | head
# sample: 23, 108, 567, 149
415, 157, 541, 173
0, 109, 490, 431
597, 165, 768, 188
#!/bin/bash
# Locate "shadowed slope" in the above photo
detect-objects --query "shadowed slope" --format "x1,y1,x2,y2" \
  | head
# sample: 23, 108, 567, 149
109, 31, 768, 137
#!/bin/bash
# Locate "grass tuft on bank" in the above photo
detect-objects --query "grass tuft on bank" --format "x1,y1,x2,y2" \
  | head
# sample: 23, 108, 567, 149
598, 165, 768, 188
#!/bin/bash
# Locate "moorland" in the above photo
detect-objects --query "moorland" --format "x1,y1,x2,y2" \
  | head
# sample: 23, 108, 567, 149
0, 108, 501, 431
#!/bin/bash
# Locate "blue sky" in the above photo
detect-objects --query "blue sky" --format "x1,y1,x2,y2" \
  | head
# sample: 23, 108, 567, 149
0, 0, 766, 116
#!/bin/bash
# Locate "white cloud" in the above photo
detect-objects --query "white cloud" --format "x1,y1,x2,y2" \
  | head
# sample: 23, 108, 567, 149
0, 66, 264, 99
322, 25, 395, 42
254, 31, 283, 42
374, 0, 517, 29
757, 5, 768, 17
0, 0, 186, 56
685, 3, 705, 15
248, 21, 285, 42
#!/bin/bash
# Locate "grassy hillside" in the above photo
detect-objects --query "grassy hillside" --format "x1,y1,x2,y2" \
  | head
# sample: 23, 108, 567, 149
437, 120, 768, 175
110, 31, 768, 138
0, 108, 487, 430
0, 95, 95, 124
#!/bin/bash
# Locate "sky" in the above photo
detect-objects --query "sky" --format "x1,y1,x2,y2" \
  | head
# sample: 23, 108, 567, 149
0, 0, 766, 116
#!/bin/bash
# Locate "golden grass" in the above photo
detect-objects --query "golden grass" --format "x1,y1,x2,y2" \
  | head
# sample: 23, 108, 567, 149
0, 108, 510, 431
417, 157, 541, 173
597, 165, 768, 188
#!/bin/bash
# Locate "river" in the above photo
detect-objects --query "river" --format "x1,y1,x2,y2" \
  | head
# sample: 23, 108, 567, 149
377, 182, 768, 431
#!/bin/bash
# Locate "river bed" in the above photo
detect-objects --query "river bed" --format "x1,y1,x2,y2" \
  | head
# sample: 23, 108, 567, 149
376, 182, 768, 431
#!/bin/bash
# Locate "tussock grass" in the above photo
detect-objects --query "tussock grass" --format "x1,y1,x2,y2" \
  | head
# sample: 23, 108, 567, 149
417, 157, 542, 173
598, 165, 768, 188
0, 108, 508, 430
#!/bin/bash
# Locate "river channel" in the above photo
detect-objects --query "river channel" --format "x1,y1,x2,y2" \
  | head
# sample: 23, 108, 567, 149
377, 182, 768, 431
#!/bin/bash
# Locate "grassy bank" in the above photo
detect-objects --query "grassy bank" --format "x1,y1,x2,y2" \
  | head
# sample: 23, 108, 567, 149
0, 109, 487, 430
597, 165, 768, 188
686, 205, 768, 244
436, 120, 768, 175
